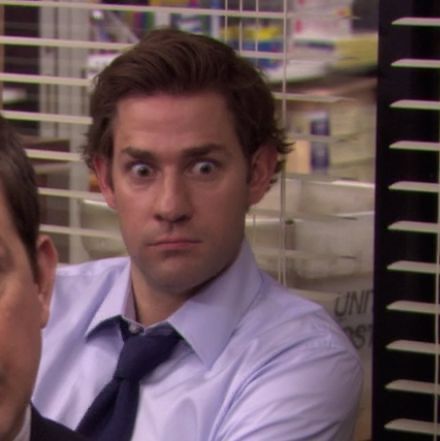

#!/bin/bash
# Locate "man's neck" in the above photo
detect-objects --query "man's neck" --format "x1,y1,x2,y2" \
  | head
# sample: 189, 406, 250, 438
128, 248, 240, 326
130, 268, 194, 326
134, 291, 186, 326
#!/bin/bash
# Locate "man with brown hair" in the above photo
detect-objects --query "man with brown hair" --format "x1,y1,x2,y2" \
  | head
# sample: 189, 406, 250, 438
0, 115, 87, 441
34, 28, 362, 441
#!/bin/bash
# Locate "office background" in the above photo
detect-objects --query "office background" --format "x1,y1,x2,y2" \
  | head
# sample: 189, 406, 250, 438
0, 1, 435, 440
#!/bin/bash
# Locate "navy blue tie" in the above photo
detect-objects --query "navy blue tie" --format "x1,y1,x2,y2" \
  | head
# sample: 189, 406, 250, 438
77, 326, 180, 441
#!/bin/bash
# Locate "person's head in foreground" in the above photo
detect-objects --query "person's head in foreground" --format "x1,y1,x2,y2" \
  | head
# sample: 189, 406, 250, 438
0, 114, 57, 441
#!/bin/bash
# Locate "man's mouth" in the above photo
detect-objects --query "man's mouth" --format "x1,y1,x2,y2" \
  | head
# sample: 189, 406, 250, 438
149, 238, 200, 250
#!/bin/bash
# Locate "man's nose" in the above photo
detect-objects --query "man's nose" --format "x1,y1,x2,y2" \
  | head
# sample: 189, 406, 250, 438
154, 173, 192, 223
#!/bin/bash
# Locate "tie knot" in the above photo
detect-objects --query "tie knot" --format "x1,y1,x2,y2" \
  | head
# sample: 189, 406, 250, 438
115, 329, 180, 382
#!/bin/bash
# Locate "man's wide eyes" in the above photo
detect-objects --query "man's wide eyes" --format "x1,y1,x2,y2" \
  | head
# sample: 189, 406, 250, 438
126, 160, 219, 179
131, 163, 153, 177
191, 161, 217, 175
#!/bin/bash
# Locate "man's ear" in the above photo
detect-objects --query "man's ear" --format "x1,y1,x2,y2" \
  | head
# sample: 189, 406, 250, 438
248, 145, 278, 206
35, 235, 58, 328
93, 156, 116, 209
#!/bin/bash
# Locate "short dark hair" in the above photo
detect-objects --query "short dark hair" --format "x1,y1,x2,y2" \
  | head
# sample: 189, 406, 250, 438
84, 27, 290, 174
0, 115, 40, 276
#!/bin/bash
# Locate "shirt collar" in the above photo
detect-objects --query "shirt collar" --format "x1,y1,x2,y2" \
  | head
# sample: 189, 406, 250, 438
85, 260, 132, 336
84, 240, 263, 368
169, 240, 263, 367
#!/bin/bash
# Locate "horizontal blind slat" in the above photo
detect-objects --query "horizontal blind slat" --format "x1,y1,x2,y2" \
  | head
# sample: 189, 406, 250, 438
0, 1, 291, 20
390, 140, 440, 152
391, 99, 440, 110
393, 17, 440, 27
272, 91, 352, 103
392, 58, 440, 69
0, 35, 129, 51
387, 300, 438, 314
387, 339, 438, 355
388, 260, 438, 274
387, 300, 440, 315
0, 72, 90, 87
38, 187, 102, 201
250, 245, 356, 261
388, 220, 440, 234
389, 181, 440, 194
40, 224, 122, 240
386, 379, 438, 395
385, 418, 437, 435
26, 149, 81, 162
2, 110, 91, 125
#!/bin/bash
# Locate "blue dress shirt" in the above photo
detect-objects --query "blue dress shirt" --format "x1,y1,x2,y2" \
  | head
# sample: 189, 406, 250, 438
33, 241, 362, 441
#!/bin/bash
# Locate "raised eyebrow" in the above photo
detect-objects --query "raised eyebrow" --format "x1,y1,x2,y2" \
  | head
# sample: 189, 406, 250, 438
182, 144, 229, 158
121, 144, 228, 160
121, 146, 155, 162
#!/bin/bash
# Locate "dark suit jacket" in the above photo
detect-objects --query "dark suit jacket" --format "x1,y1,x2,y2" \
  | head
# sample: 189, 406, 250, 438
31, 407, 88, 441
